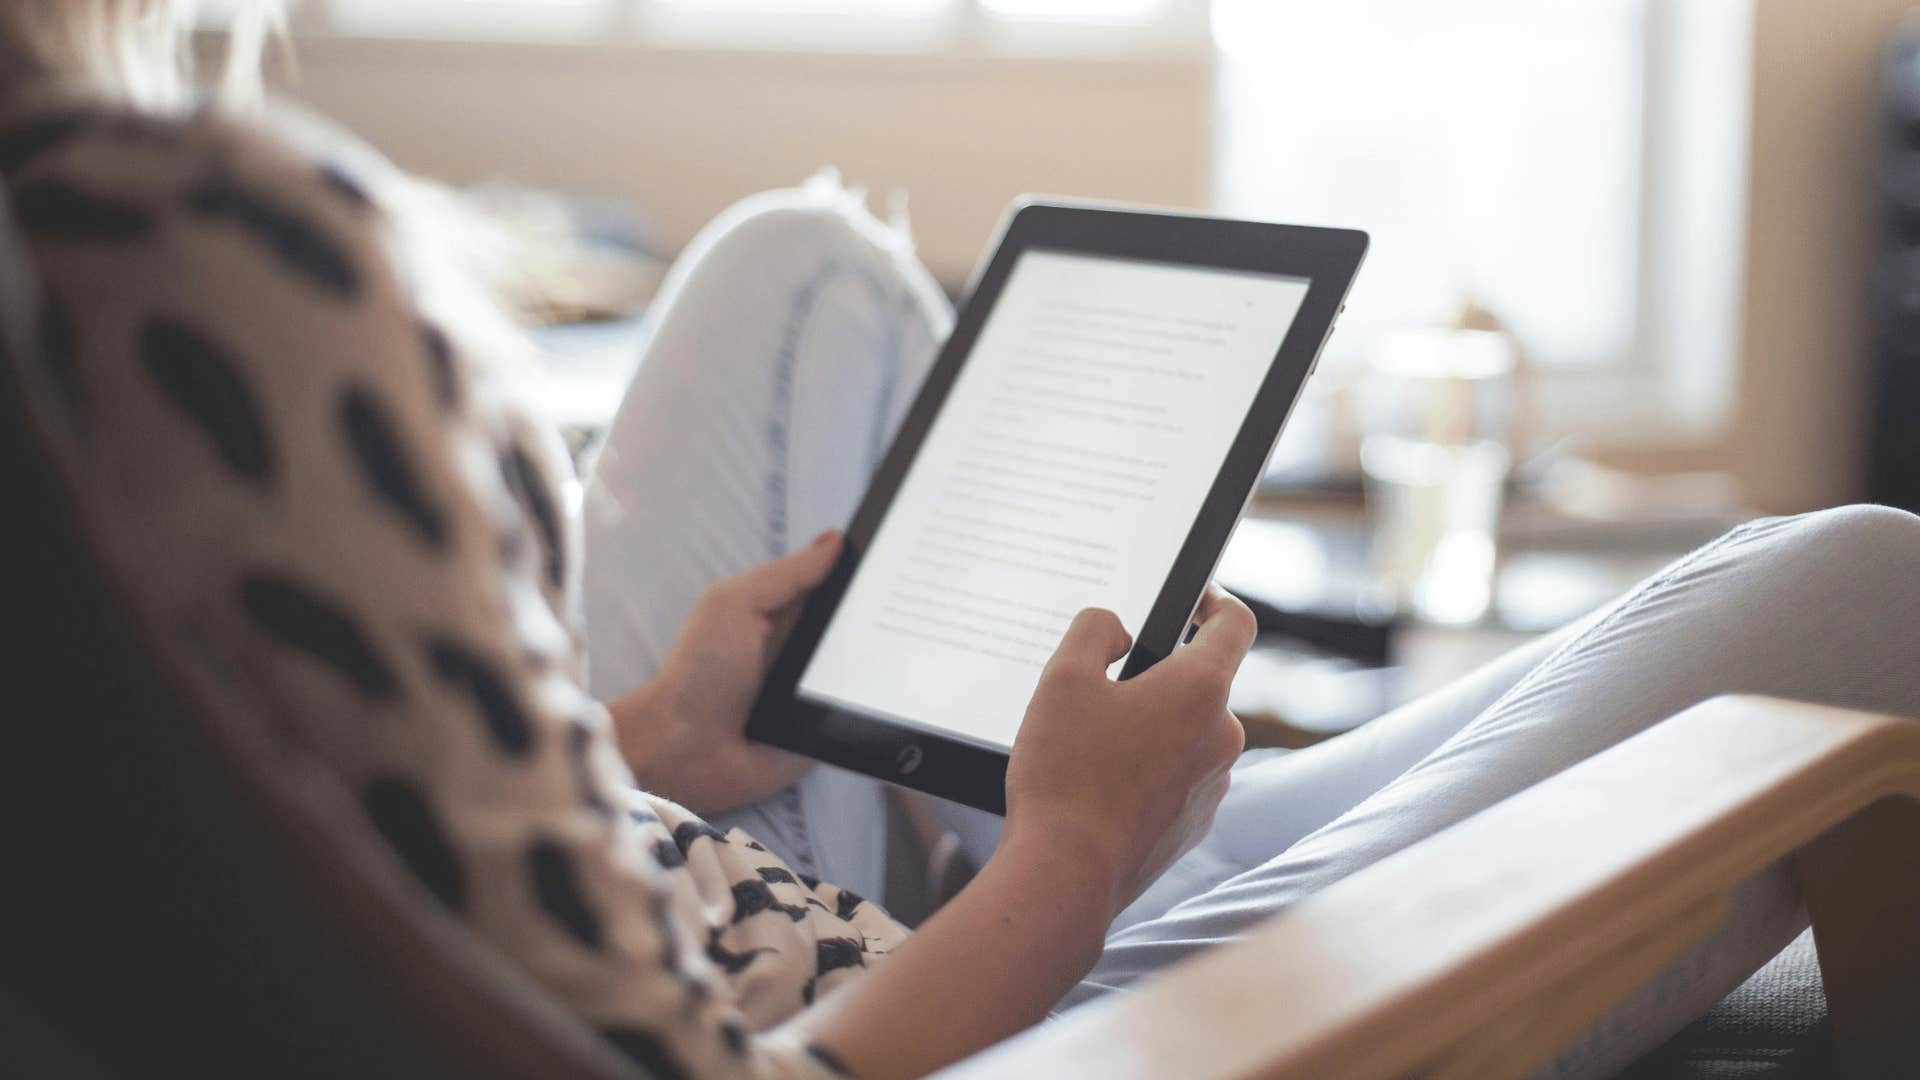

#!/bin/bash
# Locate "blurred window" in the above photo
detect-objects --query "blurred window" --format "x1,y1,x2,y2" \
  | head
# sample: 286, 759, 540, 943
297, 0, 1714, 437
1213, 0, 1648, 372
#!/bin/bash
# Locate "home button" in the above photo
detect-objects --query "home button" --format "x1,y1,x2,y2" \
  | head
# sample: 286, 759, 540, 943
895, 744, 924, 775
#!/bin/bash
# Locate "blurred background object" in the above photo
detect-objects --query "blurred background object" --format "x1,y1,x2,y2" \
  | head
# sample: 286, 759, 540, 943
227, 0, 1910, 508
1360, 326, 1514, 625
211, 0, 1916, 742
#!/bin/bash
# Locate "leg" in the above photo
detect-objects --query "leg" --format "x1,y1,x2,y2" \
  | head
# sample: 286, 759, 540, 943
1111, 620, 1583, 933
1075, 506, 1920, 1077
581, 175, 952, 899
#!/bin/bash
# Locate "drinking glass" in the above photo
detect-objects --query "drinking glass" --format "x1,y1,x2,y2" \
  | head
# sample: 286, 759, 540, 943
1360, 329, 1515, 625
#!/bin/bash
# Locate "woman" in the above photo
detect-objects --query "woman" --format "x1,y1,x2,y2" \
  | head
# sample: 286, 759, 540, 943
4, 4, 1915, 1077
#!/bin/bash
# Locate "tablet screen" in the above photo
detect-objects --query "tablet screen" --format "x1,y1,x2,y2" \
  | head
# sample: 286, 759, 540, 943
796, 249, 1312, 751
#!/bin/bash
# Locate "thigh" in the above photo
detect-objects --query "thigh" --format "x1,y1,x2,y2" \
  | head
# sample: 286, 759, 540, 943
578, 180, 952, 898
1075, 507, 1920, 1071
1108, 620, 1579, 935
581, 178, 950, 700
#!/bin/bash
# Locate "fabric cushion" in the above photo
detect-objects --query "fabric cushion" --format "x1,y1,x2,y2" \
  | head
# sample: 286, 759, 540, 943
1626, 929, 1832, 1078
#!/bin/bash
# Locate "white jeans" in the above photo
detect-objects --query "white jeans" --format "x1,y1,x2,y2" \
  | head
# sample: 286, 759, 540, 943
582, 181, 1920, 1077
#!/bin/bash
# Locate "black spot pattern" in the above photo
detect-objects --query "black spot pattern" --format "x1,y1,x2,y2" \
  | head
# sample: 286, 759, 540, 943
0, 112, 88, 174
808, 1043, 855, 1077
362, 777, 465, 912
651, 839, 687, 870
142, 318, 272, 480
421, 323, 459, 409
318, 163, 372, 209
598, 1028, 690, 1080
499, 441, 564, 589
240, 573, 397, 698
565, 721, 613, 818
705, 927, 773, 975
527, 837, 602, 950
8, 98, 922, 1068
424, 635, 534, 757
13, 180, 153, 242
816, 937, 867, 977
798, 873, 822, 890
186, 178, 358, 296
37, 299, 79, 408
833, 888, 868, 922
672, 820, 728, 857
730, 879, 810, 924
340, 384, 447, 548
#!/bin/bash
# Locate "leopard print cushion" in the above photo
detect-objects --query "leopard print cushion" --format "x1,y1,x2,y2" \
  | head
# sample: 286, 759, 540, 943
1, 90, 905, 1079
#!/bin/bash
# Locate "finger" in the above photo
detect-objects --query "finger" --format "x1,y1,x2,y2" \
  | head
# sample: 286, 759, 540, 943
1182, 586, 1258, 668
1046, 607, 1133, 674
733, 530, 842, 611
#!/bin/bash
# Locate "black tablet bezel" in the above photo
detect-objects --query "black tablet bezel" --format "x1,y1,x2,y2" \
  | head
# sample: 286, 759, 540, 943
744, 201, 1367, 814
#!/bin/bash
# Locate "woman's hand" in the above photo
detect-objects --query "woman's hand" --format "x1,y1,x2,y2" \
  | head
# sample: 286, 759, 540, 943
609, 530, 842, 815
1004, 587, 1257, 921
786, 586, 1257, 1079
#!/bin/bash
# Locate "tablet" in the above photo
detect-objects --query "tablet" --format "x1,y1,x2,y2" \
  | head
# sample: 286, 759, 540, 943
745, 201, 1366, 813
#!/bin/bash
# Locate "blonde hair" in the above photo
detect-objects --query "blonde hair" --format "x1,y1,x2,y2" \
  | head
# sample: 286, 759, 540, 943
0, 0, 282, 109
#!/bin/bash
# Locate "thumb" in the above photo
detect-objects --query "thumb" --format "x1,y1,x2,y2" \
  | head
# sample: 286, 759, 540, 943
734, 530, 843, 611
1046, 608, 1133, 676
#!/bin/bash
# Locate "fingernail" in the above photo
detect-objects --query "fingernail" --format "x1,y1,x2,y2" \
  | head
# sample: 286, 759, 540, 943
813, 529, 837, 546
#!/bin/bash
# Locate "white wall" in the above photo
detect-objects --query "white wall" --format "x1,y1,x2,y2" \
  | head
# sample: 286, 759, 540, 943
268, 35, 1212, 287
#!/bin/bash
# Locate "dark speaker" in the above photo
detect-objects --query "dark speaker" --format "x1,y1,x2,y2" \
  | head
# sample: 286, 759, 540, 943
1870, 25, 1920, 510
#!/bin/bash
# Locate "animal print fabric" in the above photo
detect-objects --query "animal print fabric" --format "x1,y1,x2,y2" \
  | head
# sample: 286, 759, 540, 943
1, 90, 904, 1078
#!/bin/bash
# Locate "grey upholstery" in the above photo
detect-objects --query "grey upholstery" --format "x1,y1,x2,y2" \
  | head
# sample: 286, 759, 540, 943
1628, 929, 1833, 1078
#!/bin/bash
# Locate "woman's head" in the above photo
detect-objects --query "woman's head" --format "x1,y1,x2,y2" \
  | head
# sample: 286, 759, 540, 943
0, 0, 280, 109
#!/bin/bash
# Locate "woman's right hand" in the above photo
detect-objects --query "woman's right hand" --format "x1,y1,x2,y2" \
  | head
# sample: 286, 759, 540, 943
1004, 587, 1257, 921
789, 589, 1255, 1078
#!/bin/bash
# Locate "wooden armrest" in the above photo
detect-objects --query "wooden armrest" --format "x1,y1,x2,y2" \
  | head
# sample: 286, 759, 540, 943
938, 695, 1920, 1079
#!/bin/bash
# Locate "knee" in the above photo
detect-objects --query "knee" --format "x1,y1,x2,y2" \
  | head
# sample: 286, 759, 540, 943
1776, 503, 1920, 561
654, 176, 952, 372
1733, 504, 1920, 603
682, 176, 925, 300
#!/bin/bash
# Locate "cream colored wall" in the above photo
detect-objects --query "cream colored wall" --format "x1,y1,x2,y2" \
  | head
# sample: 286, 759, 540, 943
1731, 0, 1909, 512
264, 8, 1908, 513
267, 35, 1211, 287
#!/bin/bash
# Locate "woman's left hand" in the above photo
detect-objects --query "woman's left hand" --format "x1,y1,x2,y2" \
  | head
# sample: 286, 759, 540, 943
609, 530, 843, 815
